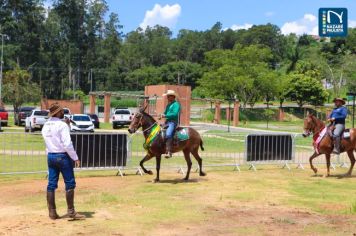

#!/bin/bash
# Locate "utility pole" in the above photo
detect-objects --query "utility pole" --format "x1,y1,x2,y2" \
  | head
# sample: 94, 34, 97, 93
347, 92, 356, 128
0, 34, 7, 105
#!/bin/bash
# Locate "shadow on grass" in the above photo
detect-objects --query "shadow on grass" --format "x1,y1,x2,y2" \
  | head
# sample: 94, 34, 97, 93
310, 174, 356, 179
147, 178, 207, 184
64, 211, 95, 221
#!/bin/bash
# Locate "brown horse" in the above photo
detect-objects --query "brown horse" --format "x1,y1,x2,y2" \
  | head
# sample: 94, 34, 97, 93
303, 114, 355, 176
128, 108, 206, 182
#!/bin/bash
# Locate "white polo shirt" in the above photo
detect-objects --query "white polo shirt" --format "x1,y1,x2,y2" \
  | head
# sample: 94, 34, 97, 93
41, 117, 79, 161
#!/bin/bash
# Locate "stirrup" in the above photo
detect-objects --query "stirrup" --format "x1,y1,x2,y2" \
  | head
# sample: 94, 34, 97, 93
165, 152, 172, 159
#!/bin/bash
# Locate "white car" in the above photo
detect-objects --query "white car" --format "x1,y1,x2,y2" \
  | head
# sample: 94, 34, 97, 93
70, 114, 95, 132
112, 108, 133, 129
25, 110, 49, 132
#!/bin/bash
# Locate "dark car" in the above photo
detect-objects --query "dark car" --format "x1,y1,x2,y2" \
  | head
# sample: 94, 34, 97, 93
87, 113, 100, 128
15, 107, 35, 126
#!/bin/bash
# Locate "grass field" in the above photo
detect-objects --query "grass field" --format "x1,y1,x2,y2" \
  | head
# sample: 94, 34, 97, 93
0, 167, 355, 235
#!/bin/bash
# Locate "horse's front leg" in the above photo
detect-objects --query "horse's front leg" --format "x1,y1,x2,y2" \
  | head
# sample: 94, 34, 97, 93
154, 155, 162, 182
309, 152, 320, 175
325, 153, 331, 177
140, 153, 154, 175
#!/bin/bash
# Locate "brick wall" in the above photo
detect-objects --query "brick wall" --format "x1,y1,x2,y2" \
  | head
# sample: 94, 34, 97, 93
145, 85, 191, 126
41, 99, 84, 114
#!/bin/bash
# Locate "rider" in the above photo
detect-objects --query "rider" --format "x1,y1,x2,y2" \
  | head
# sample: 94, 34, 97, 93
160, 90, 181, 158
328, 98, 347, 154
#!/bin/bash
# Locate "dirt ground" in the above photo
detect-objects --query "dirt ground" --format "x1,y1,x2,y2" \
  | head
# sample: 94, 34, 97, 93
0, 168, 355, 236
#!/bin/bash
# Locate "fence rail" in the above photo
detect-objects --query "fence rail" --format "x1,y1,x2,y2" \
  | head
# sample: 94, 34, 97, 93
0, 132, 352, 175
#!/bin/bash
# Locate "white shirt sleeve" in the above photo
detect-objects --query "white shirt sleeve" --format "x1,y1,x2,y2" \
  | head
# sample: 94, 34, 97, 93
60, 123, 79, 161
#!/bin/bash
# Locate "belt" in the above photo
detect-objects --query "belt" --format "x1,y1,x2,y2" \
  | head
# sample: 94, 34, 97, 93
48, 152, 67, 154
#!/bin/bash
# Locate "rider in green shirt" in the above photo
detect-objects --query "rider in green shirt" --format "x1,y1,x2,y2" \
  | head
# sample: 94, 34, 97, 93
160, 90, 181, 158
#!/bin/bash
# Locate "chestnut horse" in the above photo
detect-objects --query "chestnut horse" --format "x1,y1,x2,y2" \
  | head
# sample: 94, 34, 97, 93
128, 108, 206, 182
303, 114, 355, 176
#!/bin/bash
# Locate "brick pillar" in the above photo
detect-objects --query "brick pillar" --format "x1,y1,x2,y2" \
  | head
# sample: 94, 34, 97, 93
89, 94, 96, 114
214, 101, 221, 124
233, 101, 240, 126
226, 107, 231, 121
278, 107, 285, 121
104, 93, 111, 123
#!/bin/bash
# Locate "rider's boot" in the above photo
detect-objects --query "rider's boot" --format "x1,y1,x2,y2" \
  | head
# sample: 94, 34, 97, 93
165, 138, 173, 159
332, 137, 341, 154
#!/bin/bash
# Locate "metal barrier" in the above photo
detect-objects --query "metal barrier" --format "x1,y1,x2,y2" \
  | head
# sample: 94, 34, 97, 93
0, 132, 129, 175
0, 132, 352, 175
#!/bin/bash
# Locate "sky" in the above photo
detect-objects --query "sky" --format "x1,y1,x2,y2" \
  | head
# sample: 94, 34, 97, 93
104, 0, 356, 36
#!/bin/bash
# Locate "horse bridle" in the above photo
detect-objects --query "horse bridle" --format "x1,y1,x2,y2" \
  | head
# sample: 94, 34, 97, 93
306, 116, 325, 136
134, 112, 157, 134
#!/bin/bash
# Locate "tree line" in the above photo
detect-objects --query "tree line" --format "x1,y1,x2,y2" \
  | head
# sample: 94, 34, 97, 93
1, 0, 356, 109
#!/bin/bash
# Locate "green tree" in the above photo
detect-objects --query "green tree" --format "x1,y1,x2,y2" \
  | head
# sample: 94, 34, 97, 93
2, 67, 41, 112
285, 74, 328, 107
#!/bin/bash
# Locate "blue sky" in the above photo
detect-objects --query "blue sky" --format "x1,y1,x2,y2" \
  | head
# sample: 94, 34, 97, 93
105, 0, 355, 35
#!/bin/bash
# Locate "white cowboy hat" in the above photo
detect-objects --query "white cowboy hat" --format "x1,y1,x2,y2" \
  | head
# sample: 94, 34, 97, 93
162, 90, 178, 98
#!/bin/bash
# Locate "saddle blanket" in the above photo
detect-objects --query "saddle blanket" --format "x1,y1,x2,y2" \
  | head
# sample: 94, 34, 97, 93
162, 128, 190, 142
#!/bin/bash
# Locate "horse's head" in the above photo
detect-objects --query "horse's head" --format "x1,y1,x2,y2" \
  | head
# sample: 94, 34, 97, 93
128, 105, 147, 134
303, 114, 316, 137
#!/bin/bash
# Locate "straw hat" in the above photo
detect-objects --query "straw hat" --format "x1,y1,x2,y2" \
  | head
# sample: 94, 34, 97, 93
333, 98, 346, 105
162, 90, 178, 98
48, 103, 63, 117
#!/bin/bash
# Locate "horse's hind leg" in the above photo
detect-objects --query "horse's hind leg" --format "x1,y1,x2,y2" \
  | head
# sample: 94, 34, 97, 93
309, 152, 320, 175
140, 153, 154, 175
191, 148, 206, 176
183, 149, 192, 181
345, 150, 355, 176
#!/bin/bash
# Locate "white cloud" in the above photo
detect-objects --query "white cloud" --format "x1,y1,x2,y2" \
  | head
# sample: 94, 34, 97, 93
140, 4, 181, 29
226, 23, 253, 31
349, 20, 356, 28
281, 13, 318, 35
265, 11, 275, 17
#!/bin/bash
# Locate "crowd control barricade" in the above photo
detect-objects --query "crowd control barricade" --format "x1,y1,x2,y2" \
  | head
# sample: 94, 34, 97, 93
245, 134, 295, 170
71, 133, 129, 176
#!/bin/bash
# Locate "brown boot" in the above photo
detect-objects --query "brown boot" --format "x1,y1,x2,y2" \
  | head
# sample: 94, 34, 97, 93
165, 138, 173, 159
332, 137, 341, 154
65, 189, 85, 219
47, 191, 59, 220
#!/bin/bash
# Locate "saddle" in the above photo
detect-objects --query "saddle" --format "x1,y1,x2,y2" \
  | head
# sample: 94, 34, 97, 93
160, 124, 189, 143
327, 125, 350, 139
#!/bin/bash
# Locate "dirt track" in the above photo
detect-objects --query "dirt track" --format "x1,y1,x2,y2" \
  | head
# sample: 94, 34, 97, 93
0, 169, 355, 236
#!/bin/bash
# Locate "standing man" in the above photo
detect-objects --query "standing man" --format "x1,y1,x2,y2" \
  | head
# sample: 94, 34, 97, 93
328, 98, 348, 154
42, 103, 85, 220
160, 90, 181, 158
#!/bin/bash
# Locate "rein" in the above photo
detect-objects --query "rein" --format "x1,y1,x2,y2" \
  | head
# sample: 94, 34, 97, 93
310, 117, 325, 139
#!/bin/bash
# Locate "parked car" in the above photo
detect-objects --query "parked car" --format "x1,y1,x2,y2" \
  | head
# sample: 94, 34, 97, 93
14, 107, 35, 126
86, 113, 100, 129
70, 114, 95, 132
0, 107, 8, 127
25, 110, 49, 132
63, 108, 71, 119
112, 108, 133, 129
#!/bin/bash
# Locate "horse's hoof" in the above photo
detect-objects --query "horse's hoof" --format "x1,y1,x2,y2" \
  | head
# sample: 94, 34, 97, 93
313, 168, 318, 174
183, 178, 189, 181
147, 170, 153, 175
322, 174, 330, 178
153, 179, 160, 183
200, 172, 206, 177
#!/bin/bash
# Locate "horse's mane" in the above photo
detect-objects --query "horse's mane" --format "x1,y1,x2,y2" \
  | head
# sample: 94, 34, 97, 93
141, 111, 157, 124
309, 114, 325, 127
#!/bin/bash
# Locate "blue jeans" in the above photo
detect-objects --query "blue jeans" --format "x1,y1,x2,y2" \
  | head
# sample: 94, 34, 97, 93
47, 153, 76, 192
166, 121, 177, 139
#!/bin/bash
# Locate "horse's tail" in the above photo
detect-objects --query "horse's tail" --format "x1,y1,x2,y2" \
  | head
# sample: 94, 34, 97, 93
200, 139, 205, 151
